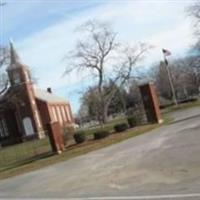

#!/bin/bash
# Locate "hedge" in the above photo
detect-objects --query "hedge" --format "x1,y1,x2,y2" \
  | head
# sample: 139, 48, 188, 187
93, 130, 110, 140
127, 116, 137, 128
114, 123, 128, 132
73, 131, 86, 144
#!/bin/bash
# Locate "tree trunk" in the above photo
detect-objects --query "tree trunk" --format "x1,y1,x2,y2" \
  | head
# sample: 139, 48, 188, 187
102, 104, 108, 123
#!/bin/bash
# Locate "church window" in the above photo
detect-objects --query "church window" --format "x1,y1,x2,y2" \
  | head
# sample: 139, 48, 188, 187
65, 106, 71, 122
49, 107, 53, 121
13, 72, 21, 84
0, 118, 9, 138
61, 106, 66, 122
52, 107, 57, 121
56, 106, 63, 124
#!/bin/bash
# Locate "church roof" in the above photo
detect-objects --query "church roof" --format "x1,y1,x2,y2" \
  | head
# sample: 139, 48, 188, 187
34, 89, 69, 104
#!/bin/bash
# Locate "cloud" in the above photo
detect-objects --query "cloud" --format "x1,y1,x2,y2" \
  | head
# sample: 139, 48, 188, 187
5, 0, 196, 112
2, 0, 102, 42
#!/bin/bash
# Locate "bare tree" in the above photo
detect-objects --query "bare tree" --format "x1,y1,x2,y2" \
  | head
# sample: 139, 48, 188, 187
173, 56, 200, 97
65, 20, 149, 123
188, 1, 200, 51
188, 1, 200, 36
79, 82, 127, 123
150, 54, 200, 104
0, 46, 9, 67
0, 46, 9, 95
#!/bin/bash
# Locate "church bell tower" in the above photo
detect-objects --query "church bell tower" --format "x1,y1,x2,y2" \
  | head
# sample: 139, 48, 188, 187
7, 41, 44, 139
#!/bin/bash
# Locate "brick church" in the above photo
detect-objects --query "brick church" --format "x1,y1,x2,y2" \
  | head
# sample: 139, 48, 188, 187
0, 42, 74, 146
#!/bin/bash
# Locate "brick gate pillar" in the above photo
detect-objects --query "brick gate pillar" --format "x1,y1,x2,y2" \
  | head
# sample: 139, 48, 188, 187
139, 82, 163, 124
47, 121, 65, 154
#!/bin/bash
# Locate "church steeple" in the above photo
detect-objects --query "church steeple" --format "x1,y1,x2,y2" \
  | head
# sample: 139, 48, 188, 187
7, 40, 31, 86
9, 40, 21, 65
7, 40, 28, 70
5, 40, 44, 139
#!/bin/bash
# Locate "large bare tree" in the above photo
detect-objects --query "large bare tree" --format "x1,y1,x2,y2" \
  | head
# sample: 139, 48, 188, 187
65, 20, 149, 123
0, 45, 9, 95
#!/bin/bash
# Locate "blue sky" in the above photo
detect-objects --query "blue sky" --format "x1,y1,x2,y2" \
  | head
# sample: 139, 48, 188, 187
1, 0, 196, 114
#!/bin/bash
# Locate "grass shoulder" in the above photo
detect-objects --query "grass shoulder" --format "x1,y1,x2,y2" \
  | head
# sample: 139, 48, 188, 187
0, 123, 158, 180
162, 99, 200, 114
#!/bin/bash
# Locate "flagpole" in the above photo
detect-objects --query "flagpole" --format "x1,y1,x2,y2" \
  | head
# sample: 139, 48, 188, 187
164, 56, 178, 106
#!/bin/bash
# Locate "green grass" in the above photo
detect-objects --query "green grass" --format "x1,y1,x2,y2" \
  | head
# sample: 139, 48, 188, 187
0, 117, 127, 176
162, 114, 174, 125
0, 107, 178, 180
0, 123, 158, 180
0, 138, 51, 172
1, 97, 198, 180
77, 117, 127, 135
162, 99, 200, 114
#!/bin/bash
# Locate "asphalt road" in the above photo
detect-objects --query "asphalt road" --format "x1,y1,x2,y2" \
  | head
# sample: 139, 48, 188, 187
0, 107, 200, 199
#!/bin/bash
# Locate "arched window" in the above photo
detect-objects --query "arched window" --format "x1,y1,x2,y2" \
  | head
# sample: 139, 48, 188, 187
52, 106, 57, 122
0, 118, 9, 138
23, 117, 34, 136
13, 72, 21, 84
56, 106, 63, 124
61, 106, 67, 122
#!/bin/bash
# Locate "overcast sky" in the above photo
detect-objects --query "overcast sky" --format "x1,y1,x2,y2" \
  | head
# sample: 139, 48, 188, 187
1, 0, 196, 113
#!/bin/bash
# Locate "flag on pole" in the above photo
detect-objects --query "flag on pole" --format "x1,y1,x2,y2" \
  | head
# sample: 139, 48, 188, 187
164, 58, 168, 66
162, 49, 171, 65
162, 49, 171, 57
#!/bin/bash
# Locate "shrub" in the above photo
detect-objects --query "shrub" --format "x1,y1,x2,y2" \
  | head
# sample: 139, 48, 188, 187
114, 123, 128, 132
63, 125, 76, 141
127, 116, 137, 128
73, 131, 86, 144
94, 130, 110, 140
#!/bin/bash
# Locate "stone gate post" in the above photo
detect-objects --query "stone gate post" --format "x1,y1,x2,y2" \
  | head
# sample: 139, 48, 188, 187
139, 82, 163, 124
47, 121, 65, 154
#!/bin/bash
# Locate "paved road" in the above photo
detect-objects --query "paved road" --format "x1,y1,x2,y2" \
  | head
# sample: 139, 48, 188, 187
0, 108, 200, 199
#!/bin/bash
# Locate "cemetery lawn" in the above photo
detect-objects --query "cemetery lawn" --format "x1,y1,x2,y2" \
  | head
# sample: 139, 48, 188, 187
80, 117, 128, 136
0, 123, 158, 180
162, 99, 200, 114
0, 100, 196, 180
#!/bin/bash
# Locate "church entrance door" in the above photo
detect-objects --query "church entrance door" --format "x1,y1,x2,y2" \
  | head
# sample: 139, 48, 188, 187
23, 117, 34, 136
